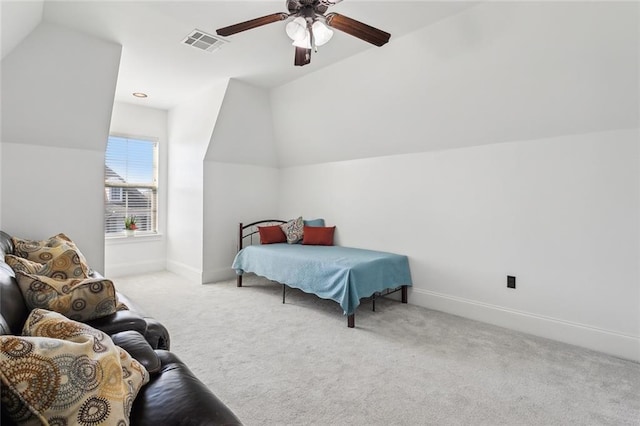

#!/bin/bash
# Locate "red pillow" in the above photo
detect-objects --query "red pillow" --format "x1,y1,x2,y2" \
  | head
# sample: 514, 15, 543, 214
302, 226, 335, 246
258, 225, 287, 244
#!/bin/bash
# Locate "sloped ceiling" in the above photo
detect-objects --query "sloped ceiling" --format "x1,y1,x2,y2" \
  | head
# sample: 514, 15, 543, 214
0, 0, 43, 60
270, 1, 639, 167
1, 22, 122, 150
206, 79, 278, 167
37, 1, 477, 110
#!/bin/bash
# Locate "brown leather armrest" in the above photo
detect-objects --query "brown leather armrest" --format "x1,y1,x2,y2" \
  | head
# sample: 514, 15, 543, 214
111, 330, 161, 374
114, 292, 171, 350
130, 350, 242, 426
143, 318, 170, 350
85, 310, 147, 336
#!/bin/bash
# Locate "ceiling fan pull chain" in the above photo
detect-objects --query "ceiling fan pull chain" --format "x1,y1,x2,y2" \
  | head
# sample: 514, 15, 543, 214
307, 21, 318, 52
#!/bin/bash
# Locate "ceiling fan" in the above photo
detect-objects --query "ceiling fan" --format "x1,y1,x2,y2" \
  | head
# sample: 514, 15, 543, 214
216, 0, 391, 66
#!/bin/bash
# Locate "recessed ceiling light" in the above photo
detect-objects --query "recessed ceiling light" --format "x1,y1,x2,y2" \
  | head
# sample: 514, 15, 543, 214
132, 92, 148, 98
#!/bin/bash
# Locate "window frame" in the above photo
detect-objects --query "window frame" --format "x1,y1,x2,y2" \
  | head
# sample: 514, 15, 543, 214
104, 133, 159, 237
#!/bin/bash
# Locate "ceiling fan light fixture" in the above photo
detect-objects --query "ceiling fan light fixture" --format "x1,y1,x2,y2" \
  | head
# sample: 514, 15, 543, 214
312, 20, 333, 46
292, 30, 312, 49
285, 16, 308, 41
216, 0, 390, 67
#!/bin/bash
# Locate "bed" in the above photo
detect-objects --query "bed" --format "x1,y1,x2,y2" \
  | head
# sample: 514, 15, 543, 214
232, 220, 412, 327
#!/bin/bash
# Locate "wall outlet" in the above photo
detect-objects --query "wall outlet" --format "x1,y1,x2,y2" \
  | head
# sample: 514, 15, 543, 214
507, 275, 516, 289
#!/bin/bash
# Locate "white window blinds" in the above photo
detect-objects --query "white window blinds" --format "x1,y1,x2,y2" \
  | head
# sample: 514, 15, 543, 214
104, 135, 158, 235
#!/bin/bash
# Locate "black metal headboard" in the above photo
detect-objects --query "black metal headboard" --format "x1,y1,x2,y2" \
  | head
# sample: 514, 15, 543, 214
238, 220, 287, 252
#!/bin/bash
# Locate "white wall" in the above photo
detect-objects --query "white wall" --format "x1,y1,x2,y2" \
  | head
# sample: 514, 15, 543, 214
203, 80, 280, 283
104, 102, 168, 277
0, 0, 43, 207
270, 2, 639, 361
279, 129, 639, 361
0, 141, 2, 228
166, 81, 228, 282
0, 21, 121, 272
1, 143, 107, 271
203, 162, 279, 283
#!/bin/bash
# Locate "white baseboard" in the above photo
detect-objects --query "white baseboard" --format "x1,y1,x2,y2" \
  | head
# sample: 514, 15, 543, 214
410, 288, 640, 363
202, 267, 236, 284
166, 260, 202, 283
104, 260, 165, 278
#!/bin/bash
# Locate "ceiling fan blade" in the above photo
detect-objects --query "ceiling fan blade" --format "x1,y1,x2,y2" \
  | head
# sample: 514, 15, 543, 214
325, 13, 390, 47
216, 12, 289, 37
294, 46, 312, 66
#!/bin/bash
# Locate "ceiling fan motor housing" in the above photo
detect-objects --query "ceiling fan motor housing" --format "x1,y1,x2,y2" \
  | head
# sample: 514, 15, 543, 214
287, 0, 329, 17
216, 0, 388, 66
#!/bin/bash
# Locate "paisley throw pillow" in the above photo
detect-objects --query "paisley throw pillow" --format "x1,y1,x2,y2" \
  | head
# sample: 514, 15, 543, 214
0, 309, 149, 426
12, 233, 88, 267
6, 248, 90, 280
280, 216, 304, 244
15, 271, 117, 322
4, 255, 42, 275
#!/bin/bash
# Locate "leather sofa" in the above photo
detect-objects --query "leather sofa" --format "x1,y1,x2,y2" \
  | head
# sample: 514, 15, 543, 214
0, 231, 242, 425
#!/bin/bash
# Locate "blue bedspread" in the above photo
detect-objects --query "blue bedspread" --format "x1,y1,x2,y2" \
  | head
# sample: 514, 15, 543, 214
232, 244, 412, 315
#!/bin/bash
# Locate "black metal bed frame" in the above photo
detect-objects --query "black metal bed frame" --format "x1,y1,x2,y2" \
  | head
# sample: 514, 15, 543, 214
236, 220, 286, 288
236, 220, 408, 328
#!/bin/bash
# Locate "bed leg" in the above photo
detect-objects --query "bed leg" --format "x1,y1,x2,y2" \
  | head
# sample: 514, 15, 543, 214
402, 285, 408, 303
237, 275, 243, 288
282, 284, 286, 304
347, 314, 355, 328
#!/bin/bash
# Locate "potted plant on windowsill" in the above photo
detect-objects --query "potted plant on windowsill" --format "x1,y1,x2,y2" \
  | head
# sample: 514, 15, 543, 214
124, 216, 138, 237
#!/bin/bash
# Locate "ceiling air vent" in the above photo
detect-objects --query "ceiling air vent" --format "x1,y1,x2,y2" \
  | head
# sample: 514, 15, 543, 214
182, 29, 227, 53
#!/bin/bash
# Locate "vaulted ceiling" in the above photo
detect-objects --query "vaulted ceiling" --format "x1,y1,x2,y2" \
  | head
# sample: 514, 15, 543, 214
1, 1, 477, 110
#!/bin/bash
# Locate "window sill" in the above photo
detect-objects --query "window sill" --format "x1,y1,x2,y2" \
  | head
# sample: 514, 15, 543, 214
105, 233, 163, 245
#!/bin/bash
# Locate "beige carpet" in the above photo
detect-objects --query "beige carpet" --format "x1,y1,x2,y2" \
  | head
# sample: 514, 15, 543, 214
115, 271, 640, 425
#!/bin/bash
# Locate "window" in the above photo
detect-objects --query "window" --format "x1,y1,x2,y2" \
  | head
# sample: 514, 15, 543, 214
104, 135, 158, 235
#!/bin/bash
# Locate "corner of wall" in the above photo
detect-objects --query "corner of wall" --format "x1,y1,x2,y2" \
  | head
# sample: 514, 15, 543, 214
201, 78, 281, 285
0, 0, 44, 60
166, 79, 230, 282
0, 20, 122, 274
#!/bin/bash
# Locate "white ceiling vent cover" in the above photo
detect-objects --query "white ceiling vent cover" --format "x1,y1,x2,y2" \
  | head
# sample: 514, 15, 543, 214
182, 29, 227, 53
